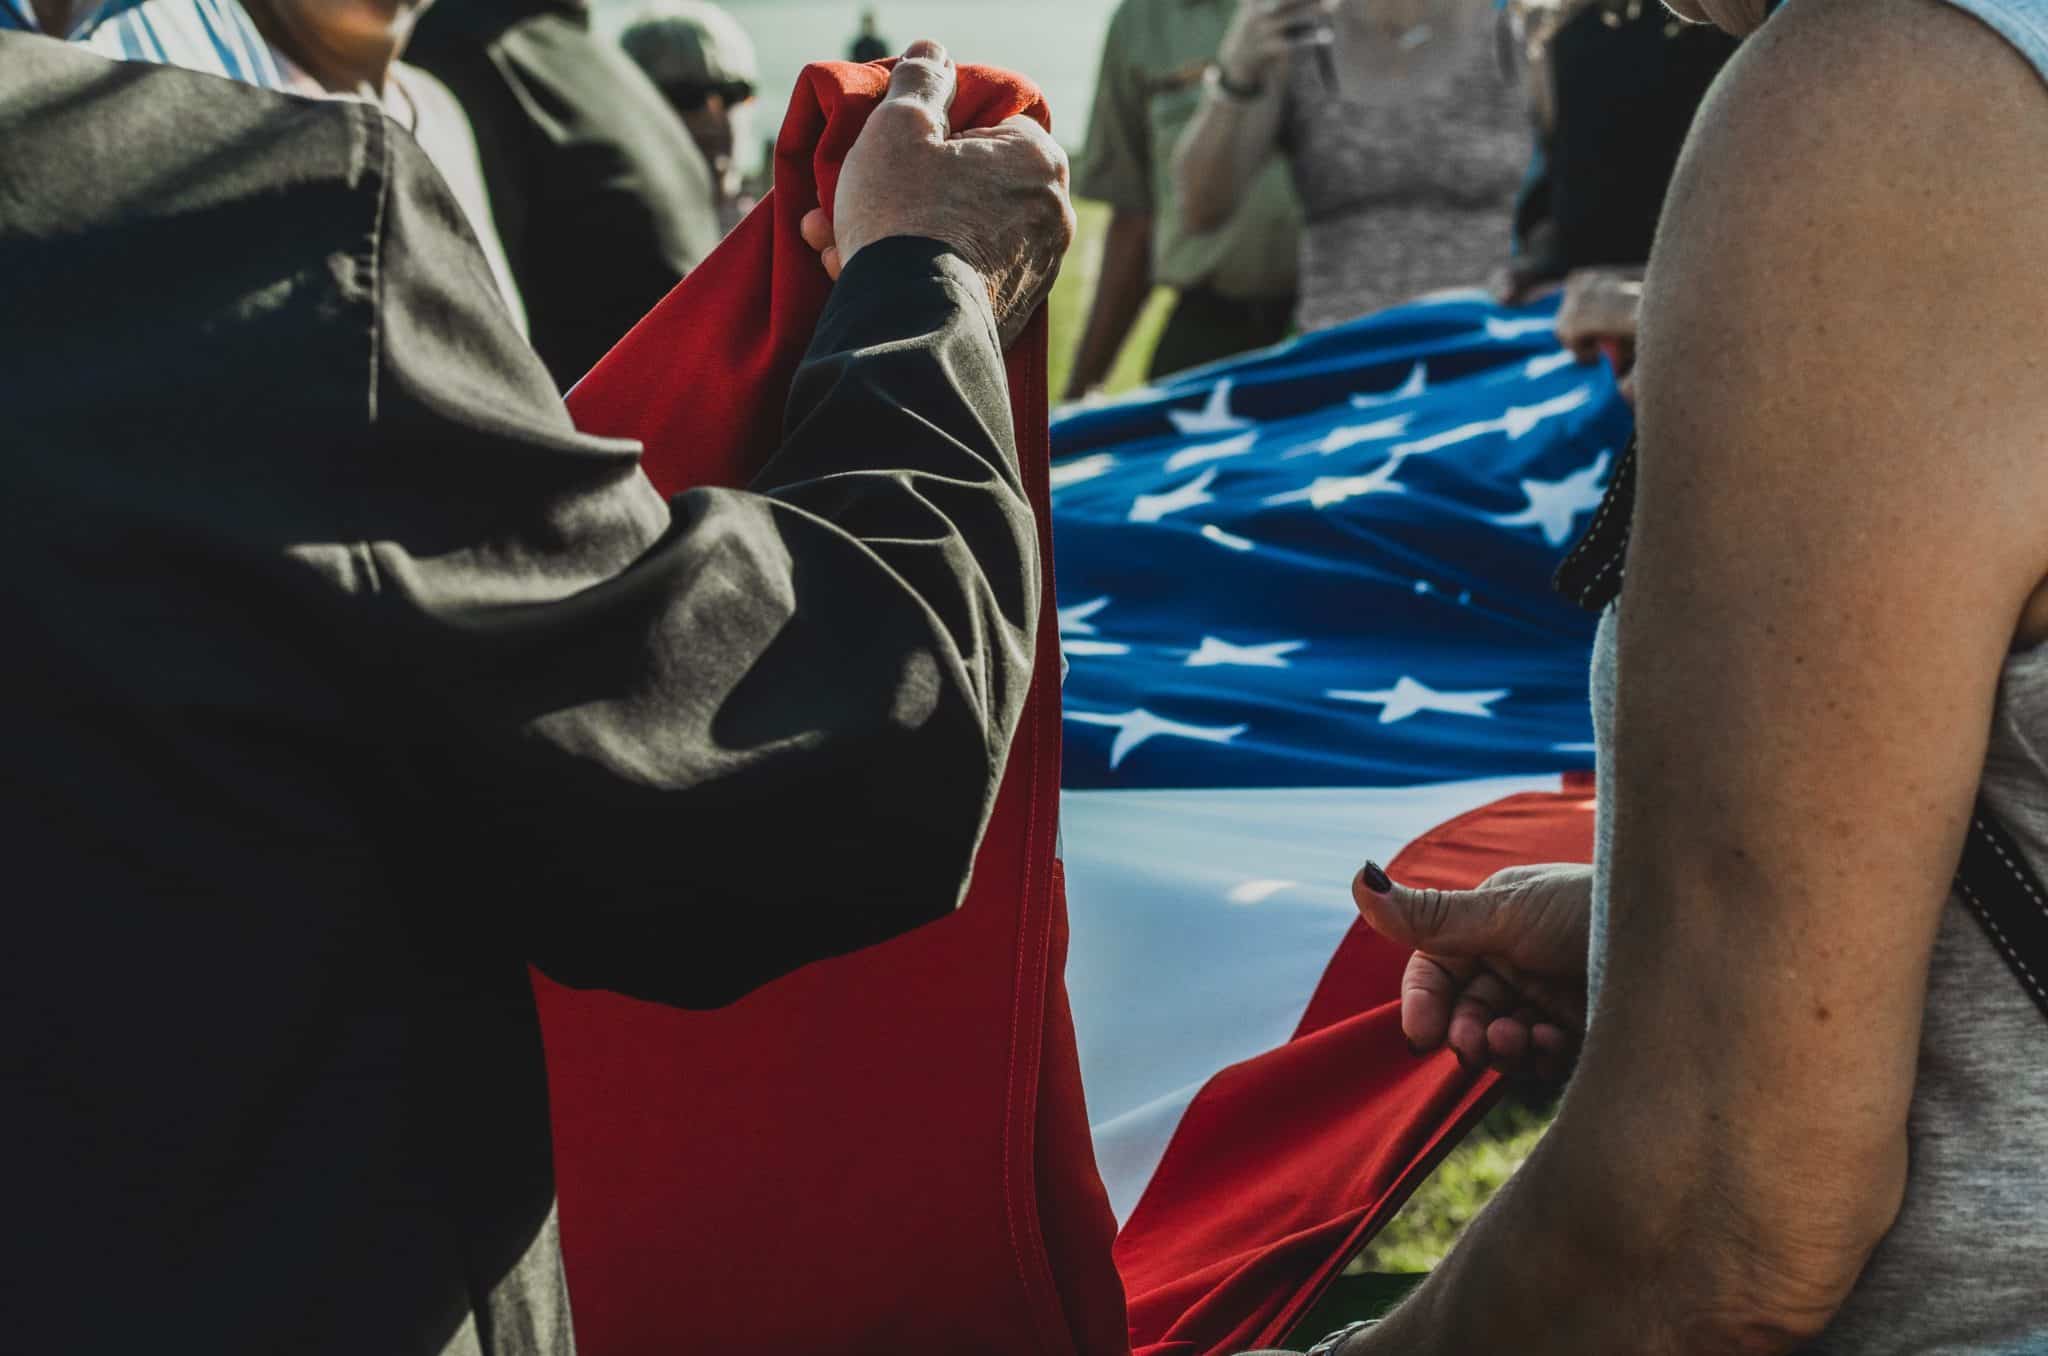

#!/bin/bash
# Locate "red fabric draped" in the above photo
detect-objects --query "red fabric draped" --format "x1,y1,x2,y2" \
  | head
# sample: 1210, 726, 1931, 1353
535, 57, 1579, 1356
539, 61, 1130, 1356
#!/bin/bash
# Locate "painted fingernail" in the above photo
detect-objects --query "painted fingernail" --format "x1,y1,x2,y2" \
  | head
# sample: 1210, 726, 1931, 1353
1359, 861, 1392, 894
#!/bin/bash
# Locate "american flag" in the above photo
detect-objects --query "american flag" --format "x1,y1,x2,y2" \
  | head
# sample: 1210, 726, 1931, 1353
1051, 291, 1628, 1351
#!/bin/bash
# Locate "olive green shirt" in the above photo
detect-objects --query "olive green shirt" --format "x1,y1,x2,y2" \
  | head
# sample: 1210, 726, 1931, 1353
1074, 0, 1302, 301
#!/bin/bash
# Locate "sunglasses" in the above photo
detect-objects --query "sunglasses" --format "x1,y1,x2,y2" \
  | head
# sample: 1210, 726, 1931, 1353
665, 81, 756, 112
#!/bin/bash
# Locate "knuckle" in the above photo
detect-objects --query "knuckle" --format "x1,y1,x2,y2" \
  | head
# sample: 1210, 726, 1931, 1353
1046, 140, 1073, 182
873, 97, 941, 139
892, 55, 946, 86
1404, 886, 1453, 940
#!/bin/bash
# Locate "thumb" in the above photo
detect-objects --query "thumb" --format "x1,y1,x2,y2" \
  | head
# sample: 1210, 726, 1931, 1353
879, 40, 957, 138
1352, 862, 1510, 959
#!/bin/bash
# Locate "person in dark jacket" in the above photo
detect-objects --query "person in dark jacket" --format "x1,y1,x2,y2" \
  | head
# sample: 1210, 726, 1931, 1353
0, 28, 1071, 1356
1502, 0, 1738, 297
850, 7, 889, 62
616, 0, 760, 235
405, 0, 725, 390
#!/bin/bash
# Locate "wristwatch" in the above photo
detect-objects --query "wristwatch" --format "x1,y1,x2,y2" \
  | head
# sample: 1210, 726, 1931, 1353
1203, 61, 1265, 100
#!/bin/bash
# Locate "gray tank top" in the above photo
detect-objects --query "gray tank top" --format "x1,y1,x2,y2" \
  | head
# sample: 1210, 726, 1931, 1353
1278, 0, 1525, 332
1589, 606, 2048, 1350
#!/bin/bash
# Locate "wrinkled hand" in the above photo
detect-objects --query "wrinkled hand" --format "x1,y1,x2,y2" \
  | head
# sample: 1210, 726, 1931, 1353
1555, 265, 1644, 401
1218, 0, 1340, 91
799, 41, 1076, 348
1353, 861, 1592, 1079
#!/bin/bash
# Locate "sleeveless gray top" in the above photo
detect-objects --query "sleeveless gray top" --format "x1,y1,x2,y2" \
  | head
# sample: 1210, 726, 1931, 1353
1588, 13, 2048, 1345
1278, 0, 1525, 332
1589, 616, 2048, 1353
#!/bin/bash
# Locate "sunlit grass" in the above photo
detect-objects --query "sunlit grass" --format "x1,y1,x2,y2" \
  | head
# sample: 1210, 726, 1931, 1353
1354, 1095, 1555, 1274
1046, 199, 1176, 406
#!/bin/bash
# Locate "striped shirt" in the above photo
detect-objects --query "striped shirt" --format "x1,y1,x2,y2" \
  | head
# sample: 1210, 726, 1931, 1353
0, 0, 286, 89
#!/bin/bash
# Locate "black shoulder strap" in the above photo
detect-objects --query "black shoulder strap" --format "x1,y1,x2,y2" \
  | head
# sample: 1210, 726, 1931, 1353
1954, 804, 2048, 1023
1556, 435, 2048, 1024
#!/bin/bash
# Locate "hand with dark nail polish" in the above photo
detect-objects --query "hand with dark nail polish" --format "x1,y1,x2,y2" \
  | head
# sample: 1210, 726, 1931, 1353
1351, 861, 1592, 1081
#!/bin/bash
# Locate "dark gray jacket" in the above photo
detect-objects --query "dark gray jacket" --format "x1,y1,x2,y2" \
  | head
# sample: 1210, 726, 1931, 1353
0, 34, 1034, 1355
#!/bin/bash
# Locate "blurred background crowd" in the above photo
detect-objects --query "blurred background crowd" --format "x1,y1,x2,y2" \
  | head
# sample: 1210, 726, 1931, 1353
153, 0, 1740, 403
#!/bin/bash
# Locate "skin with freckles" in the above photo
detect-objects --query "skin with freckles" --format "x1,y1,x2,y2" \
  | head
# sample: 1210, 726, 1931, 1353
1339, 0, 2048, 1351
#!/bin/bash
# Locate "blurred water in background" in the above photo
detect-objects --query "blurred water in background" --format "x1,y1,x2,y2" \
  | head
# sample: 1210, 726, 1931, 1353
596, 0, 1119, 174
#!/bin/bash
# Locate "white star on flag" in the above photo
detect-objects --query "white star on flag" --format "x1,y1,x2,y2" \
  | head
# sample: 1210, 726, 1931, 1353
1066, 707, 1251, 769
1498, 385, 1595, 439
1523, 350, 1580, 379
1490, 449, 1612, 546
1264, 458, 1405, 509
1166, 379, 1253, 437
1387, 385, 1594, 458
1050, 453, 1117, 490
1185, 637, 1306, 669
1164, 431, 1259, 473
1130, 468, 1220, 523
1485, 315, 1560, 341
1200, 524, 1256, 552
1289, 413, 1413, 459
1059, 596, 1112, 635
1348, 362, 1426, 409
1326, 676, 1510, 725
1064, 640, 1134, 657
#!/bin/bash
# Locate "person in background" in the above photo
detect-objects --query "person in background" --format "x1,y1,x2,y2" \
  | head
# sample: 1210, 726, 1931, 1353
1066, 0, 1303, 399
615, 0, 761, 236
407, 0, 724, 391
1504, 0, 1735, 296
1499, 0, 1737, 400
849, 7, 889, 62
1174, 0, 1526, 333
5, 20, 1072, 1352
0, 0, 526, 333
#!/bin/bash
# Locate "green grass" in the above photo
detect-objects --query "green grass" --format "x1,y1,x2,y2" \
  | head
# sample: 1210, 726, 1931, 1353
1047, 199, 1177, 404
1353, 1096, 1554, 1274
1278, 1096, 1557, 1345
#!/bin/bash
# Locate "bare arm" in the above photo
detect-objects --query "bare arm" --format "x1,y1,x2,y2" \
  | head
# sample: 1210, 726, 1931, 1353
1064, 209, 1154, 400
1172, 0, 1323, 233
1357, 0, 2048, 1349
1173, 81, 1288, 235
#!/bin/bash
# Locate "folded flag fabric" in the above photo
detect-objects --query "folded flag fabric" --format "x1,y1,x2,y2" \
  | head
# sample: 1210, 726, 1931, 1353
1052, 297, 1631, 1353
536, 53, 1631, 1356
539, 60, 1127, 1356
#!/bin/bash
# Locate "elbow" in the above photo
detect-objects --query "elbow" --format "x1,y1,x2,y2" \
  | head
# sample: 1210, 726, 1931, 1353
1535, 1100, 1906, 1356
1174, 173, 1228, 236
1712, 1172, 1905, 1351
1170, 144, 1230, 235
1180, 194, 1227, 236
1656, 1134, 1908, 1354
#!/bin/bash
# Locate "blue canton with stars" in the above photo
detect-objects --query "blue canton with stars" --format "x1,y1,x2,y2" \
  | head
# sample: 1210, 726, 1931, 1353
1051, 292, 1633, 790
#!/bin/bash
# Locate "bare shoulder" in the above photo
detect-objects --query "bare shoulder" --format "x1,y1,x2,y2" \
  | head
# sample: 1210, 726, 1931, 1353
1639, 0, 2048, 520
1655, 0, 2048, 309
1632, 0, 2048, 649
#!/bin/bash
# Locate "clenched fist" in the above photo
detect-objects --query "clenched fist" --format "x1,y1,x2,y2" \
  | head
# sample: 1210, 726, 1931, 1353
801, 41, 1076, 348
